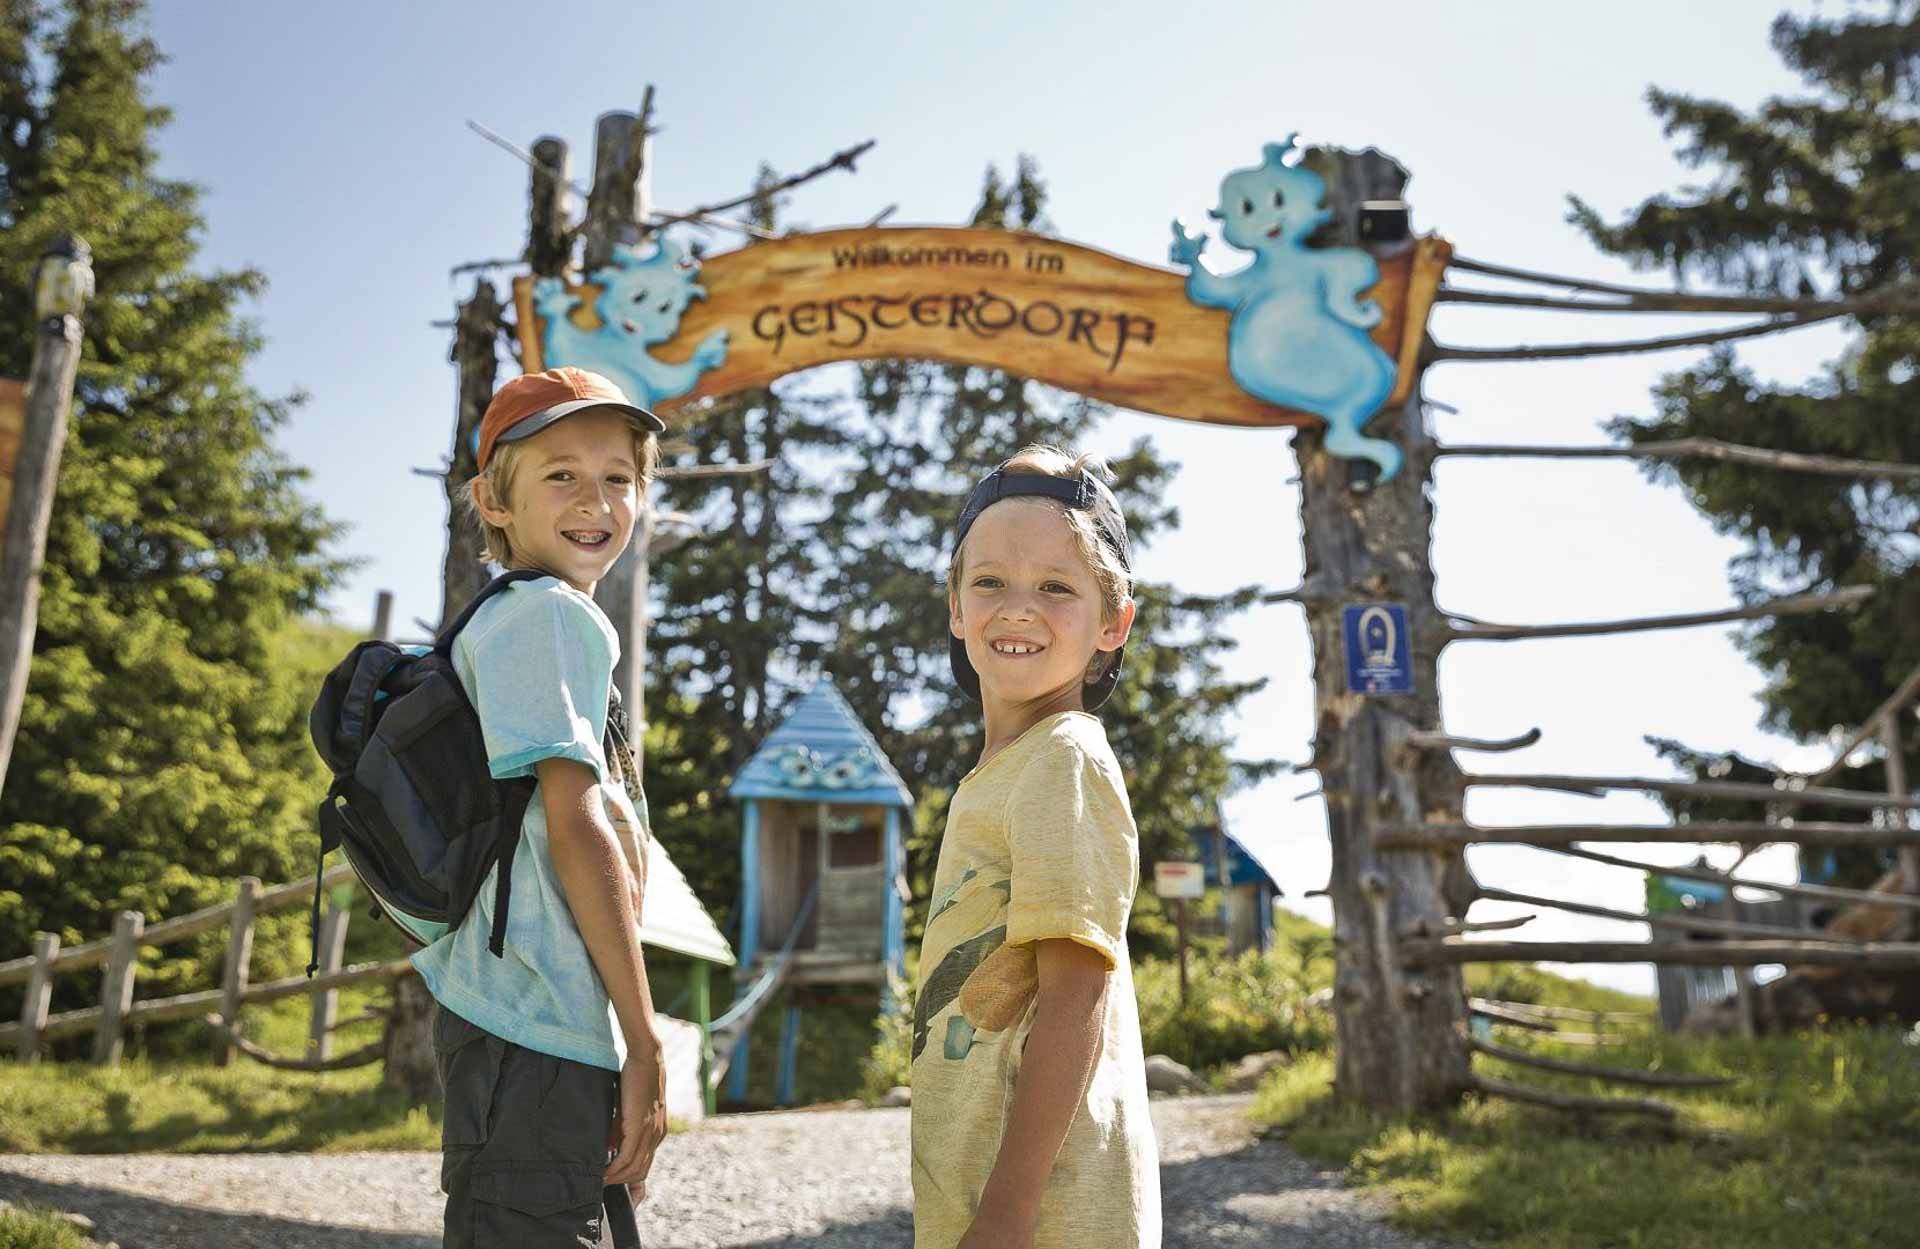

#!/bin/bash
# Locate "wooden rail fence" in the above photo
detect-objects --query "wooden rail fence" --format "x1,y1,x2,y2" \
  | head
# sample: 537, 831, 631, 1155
0, 862, 415, 1066
1392, 658, 1920, 1118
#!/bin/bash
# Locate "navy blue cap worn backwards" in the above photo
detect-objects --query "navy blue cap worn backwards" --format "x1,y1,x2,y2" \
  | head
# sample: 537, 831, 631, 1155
949, 468, 1134, 710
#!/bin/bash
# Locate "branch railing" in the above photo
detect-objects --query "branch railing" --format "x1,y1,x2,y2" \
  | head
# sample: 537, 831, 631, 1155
0, 862, 388, 1066
1394, 657, 1920, 1116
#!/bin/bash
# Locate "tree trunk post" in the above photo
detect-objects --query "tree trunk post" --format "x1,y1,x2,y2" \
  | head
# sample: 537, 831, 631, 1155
582, 104, 652, 274
582, 100, 658, 755
1296, 146, 1472, 1115
0, 293, 87, 800
525, 136, 573, 278
441, 279, 504, 628
1174, 898, 1189, 1006
371, 590, 393, 642
1885, 712, 1917, 891
92, 910, 143, 1067
307, 890, 350, 1060
383, 974, 440, 1106
214, 876, 260, 1065
15, 932, 58, 1062
691, 960, 714, 1115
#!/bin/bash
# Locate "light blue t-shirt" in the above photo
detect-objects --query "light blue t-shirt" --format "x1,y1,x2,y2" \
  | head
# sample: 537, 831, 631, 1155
408, 575, 637, 1071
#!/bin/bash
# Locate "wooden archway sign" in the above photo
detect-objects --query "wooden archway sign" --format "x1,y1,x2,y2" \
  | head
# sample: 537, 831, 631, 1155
512, 226, 1451, 430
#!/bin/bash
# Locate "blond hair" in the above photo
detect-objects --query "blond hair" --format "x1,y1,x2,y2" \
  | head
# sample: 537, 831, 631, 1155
948, 444, 1134, 687
466, 425, 659, 566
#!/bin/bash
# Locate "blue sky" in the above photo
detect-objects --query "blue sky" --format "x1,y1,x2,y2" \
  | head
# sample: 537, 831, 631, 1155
147, 1, 1857, 991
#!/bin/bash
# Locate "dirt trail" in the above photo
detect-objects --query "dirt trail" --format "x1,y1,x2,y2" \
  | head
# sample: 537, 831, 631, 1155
0, 1094, 1457, 1248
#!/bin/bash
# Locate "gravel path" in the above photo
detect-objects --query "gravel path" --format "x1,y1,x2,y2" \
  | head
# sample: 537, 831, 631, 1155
0, 1094, 1456, 1248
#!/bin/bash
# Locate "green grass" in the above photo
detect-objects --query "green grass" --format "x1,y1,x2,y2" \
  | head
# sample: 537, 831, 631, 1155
1253, 1023, 1920, 1249
0, 983, 441, 1154
0, 1203, 100, 1249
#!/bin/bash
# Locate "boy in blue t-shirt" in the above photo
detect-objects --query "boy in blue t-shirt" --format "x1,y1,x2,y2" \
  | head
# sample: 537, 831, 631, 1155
412, 366, 669, 1248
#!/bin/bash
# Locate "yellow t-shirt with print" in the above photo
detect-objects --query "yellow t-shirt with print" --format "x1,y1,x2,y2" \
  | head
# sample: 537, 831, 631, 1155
909, 711, 1160, 1249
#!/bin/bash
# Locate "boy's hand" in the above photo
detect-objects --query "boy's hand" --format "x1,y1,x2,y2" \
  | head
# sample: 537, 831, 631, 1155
606, 1033, 669, 1191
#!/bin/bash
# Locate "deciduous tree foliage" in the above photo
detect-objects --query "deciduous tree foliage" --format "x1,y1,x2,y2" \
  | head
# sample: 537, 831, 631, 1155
1572, 4, 1920, 885
0, 0, 343, 1001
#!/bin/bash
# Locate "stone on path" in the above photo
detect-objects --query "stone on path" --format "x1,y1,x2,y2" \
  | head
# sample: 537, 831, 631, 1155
1145, 1053, 1210, 1095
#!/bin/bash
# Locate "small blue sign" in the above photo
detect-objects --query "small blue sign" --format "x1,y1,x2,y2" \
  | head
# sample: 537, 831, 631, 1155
1343, 602, 1412, 695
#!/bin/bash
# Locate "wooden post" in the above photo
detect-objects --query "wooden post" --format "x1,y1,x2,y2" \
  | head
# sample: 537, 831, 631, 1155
0, 243, 90, 799
581, 101, 658, 752
307, 891, 350, 1060
775, 1001, 801, 1106
1174, 899, 1190, 1006
382, 974, 439, 1106
691, 960, 715, 1116
618, 503, 653, 770
525, 136, 573, 278
92, 910, 143, 1066
582, 104, 652, 273
1724, 893, 1757, 1036
1886, 712, 1917, 890
15, 932, 59, 1062
440, 279, 504, 628
1296, 147, 1472, 1115
214, 876, 260, 1065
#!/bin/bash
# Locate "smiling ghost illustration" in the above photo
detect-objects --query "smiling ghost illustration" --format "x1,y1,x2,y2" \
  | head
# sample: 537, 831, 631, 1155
1170, 138, 1402, 480
531, 237, 730, 409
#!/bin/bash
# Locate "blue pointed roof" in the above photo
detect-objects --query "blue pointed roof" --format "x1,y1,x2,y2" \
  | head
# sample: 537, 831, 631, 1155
729, 681, 913, 807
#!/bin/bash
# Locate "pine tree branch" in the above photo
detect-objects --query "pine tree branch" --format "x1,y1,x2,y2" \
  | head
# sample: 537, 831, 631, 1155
1442, 585, 1873, 641
1431, 437, 1920, 480
1430, 312, 1843, 363
651, 139, 877, 231
656, 459, 776, 481
1804, 658, 1920, 787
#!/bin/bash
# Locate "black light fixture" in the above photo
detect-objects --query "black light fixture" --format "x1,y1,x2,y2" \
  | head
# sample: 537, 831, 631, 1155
1357, 200, 1411, 246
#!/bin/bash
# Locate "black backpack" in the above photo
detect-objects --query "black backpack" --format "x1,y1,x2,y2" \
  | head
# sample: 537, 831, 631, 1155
307, 570, 633, 973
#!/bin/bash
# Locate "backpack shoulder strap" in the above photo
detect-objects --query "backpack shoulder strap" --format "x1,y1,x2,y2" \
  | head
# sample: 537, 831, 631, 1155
433, 569, 551, 656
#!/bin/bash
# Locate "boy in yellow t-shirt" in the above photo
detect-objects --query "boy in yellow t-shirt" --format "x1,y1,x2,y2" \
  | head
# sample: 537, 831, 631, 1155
911, 445, 1161, 1249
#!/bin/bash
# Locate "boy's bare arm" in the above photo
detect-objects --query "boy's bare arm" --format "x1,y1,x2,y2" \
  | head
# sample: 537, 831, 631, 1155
606, 792, 648, 917
537, 757, 667, 1186
538, 758, 658, 1044
964, 938, 1111, 1246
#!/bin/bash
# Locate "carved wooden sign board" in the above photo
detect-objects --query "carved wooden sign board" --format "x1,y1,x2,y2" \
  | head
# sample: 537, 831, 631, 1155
514, 142, 1452, 480
0, 378, 22, 544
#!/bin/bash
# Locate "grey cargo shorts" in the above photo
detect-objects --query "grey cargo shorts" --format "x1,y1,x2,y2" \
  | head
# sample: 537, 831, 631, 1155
433, 1005, 620, 1249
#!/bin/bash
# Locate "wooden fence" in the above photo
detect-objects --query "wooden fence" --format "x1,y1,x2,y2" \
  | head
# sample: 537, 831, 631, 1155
0, 862, 414, 1066
1384, 658, 1920, 1116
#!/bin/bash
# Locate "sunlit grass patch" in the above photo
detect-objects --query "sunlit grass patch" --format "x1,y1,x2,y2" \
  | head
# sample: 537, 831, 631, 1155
1251, 1022, 1920, 1249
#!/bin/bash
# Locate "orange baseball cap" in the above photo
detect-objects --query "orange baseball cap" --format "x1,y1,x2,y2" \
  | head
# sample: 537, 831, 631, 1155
475, 367, 665, 470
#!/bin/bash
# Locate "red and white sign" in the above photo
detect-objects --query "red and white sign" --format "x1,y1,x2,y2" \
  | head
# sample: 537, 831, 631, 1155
1153, 861, 1205, 900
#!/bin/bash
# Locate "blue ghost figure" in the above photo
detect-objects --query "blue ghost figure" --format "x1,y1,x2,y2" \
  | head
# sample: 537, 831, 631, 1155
1171, 139, 1401, 480
532, 237, 729, 409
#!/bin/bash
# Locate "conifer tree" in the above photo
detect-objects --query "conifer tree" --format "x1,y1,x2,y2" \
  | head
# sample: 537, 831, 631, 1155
0, 0, 342, 994
644, 167, 846, 928
644, 158, 1276, 951
810, 158, 1278, 948
1572, 4, 1920, 886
